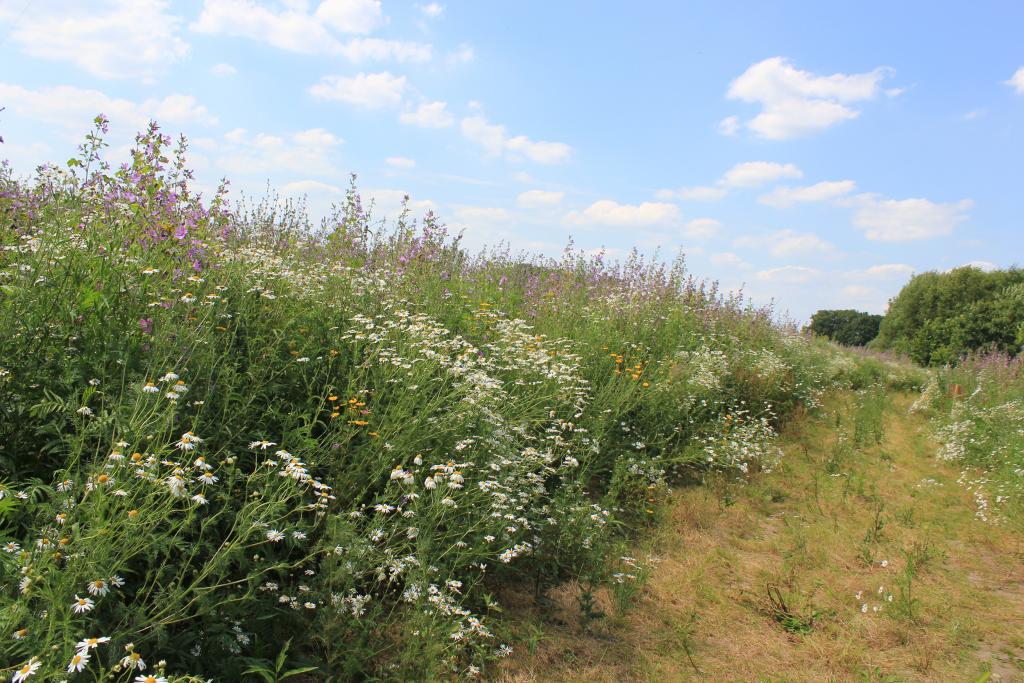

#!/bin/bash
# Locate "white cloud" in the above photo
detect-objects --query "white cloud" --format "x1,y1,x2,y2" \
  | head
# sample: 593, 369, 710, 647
0, 83, 217, 132
683, 218, 722, 239
659, 161, 802, 203
517, 189, 565, 207
1006, 67, 1024, 94
717, 115, 740, 136
511, 171, 536, 184
314, 0, 384, 34
758, 180, 856, 207
726, 57, 890, 139
720, 161, 803, 188
193, 0, 342, 53
710, 252, 749, 268
211, 62, 237, 76
385, 156, 416, 168
564, 200, 680, 227
755, 265, 822, 284
192, 0, 429, 61
216, 127, 342, 177
336, 38, 432, 63
400, 101, 455, 128
419, 2, 445, 17
309, 72, 407, 108
847, 263, 916, 279
461, 116, 571, 164
844, 194, 973, 241
3, 0, 189, 80
733, 229, 835, 257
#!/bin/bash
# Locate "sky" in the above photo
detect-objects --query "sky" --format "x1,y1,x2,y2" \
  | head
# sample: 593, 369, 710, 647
1, 0, 1022, 322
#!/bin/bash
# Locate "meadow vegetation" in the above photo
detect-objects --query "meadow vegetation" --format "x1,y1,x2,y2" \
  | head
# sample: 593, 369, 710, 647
0, 119, 1019, 682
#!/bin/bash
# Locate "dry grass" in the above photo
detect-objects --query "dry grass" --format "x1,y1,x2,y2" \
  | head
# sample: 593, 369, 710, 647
497, 393, 1024, 682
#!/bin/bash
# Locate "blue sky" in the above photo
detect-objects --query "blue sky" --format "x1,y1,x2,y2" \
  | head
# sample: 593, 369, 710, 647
1, 0, 1022, 322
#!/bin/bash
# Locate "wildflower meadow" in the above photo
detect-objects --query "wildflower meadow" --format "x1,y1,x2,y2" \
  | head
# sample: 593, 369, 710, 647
0, 119, 994, 682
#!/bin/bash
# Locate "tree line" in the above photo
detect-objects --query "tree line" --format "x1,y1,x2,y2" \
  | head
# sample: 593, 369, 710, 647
809, 265, 1024, 366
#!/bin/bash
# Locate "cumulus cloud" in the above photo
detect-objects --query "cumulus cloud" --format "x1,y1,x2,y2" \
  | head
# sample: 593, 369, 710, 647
315, 0, 384, 34
726, 57, 892, 139
846, 263, 916, 279
658, 161, 801, 202
1, 0, 189, 81
710, 252, 750, 268
755, 265, 822, 284
563, 200, 680, 227
843, 194, 973, 241
733, 229, 835, 257
683, 218, 722, 239
385, 156, 416, 168
418, 2, 445, 17
400, 101, 455, 128
192, 0, 430, 61
309, 72, 407, 108
758, 180, 856, 207
0, 82, 217, 132
461, 116, 571, 164
1007, 67, 1024, 94
517, 190, 565, 207
720, 161, 803, 188
216, 127, 343, 177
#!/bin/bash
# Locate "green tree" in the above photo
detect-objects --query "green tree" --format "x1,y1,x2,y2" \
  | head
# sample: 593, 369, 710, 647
872, 266, 1024, 365
808, 309, 883, 346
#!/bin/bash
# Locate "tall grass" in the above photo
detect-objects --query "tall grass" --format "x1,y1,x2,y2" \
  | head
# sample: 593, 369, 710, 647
0, 119, 898, 681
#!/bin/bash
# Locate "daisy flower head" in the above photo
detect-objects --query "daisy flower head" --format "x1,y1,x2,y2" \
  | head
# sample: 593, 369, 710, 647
71, 595, 95, 614
67, 650, 90, 673
197, 471, 218, 485
249, 439, 276, 450
86, 579, 109, 596
121, 650, 146, 670
109, 575, 125, 587
75, 636, 110, 652
142, 382, 159, 394
12, 656, 41, 682
13, 628, 27, 639
135, 675, 168, 683
174, 432, 202, 451
266, 529, 285, 542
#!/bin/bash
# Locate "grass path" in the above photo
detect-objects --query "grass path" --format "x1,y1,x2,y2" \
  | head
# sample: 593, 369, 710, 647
499, 392, 1024, 682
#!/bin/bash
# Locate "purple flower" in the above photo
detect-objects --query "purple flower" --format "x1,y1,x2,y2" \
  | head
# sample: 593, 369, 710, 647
138, 318, 153, 334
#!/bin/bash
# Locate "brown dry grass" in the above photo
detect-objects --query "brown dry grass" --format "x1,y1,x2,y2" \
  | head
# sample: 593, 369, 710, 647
496, 393, 1024, 682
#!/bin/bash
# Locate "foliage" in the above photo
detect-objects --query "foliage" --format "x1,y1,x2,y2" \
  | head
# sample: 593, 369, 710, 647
0, 119, 899, 681
872, 266, 1024, 365
808, 309, 882, 347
